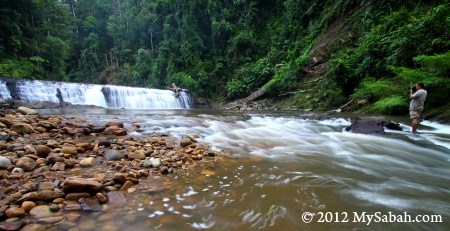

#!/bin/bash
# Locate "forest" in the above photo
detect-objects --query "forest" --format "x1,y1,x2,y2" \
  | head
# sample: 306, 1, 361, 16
0, 0, 449, 115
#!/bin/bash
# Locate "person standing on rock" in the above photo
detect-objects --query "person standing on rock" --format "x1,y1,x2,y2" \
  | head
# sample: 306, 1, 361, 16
409, 83, 427, 133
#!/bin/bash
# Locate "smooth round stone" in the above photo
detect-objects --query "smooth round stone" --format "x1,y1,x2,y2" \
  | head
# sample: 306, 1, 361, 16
39, 181, 55, 191
21, 201, 37, 212
80, 157, 96, 167
105, 149, 125, 161
49, 204, 60, 212
36, 145, 52, 158
64, 204, 81, 211
96, 193, 108, 203
0, 156, 12, 169
29, 205, 53, 219
5, 207, 25, 218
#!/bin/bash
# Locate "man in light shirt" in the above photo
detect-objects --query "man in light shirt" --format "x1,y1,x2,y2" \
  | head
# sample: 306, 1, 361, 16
409, 83, 427, 133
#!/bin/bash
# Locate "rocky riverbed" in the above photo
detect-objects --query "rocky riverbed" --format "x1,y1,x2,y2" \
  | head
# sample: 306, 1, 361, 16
0, 107, 220, 231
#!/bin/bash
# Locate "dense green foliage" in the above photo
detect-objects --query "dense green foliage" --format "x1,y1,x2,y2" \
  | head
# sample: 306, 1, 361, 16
0, 0, 448, 114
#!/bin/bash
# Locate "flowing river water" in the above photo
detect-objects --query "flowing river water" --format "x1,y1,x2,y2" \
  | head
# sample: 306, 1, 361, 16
41, 109, 450, 231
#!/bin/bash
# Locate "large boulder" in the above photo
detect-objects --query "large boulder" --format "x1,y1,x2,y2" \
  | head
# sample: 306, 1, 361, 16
17, 106, 38, 115
345, 119, 402, 134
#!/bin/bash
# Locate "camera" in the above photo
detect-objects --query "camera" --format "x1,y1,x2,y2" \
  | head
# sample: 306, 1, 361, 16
410, 86, 417, 93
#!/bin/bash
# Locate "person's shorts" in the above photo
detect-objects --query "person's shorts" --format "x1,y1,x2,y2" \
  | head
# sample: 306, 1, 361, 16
410, 110, 421, 119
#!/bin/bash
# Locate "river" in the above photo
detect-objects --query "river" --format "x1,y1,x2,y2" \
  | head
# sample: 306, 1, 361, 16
40, 109, 450, 231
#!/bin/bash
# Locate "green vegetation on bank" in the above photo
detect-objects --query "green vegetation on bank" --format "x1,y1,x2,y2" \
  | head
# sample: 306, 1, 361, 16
0, 0, 448, 115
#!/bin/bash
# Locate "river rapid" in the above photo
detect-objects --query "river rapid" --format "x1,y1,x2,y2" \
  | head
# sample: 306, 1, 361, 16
40, 109, 450, 231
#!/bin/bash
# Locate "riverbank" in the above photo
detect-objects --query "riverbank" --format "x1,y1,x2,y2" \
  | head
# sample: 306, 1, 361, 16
215, 96, 450, 124
0, 108, 220, 230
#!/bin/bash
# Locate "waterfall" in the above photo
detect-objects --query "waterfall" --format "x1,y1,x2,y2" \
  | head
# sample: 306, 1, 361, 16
0, 78, 193, 109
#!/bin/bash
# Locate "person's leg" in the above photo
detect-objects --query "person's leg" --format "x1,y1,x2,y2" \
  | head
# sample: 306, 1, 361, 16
411, 118, 419, 133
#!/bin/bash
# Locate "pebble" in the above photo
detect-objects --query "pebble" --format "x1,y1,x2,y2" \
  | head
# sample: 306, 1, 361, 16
96, 193, 108, 203
65, 193, 90, 201
105, 149, 125, 161
120, 181, 134, 191
36, 145, 52, 157
150, 157, 161, 167
29, 205, 53, 219
49, 204, 60, 212
5, 207, 25, 218
39, 181, 55, 191
0, 156, 12, 169
107, 191, 127, 207
64, 203, 82, 211
21, 201, 37, 212
80, 157, 96, 167
62, 146, 78, 155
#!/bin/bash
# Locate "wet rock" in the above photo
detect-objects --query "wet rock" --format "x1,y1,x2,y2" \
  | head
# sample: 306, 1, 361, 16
5, 207, 25, 218
29, 205, 53, 219
38, 182, 55, 191
15, 157, 34, 168
22, 161, 37, 172
38, 216, 64, 224
105, 122, 124, 128
36, 190, 64, 201
24, 145, 36, 154
63, 177, 102, 195
345, 119, 403, 134
80, 157, 96, 167
150, 157, 161, 167
180, 138, 194, 148
79, 197, 102, 211
119, 181, 134, 191
21, 201, 36, 212
104, 126, 127, 136
0, 141, 9, 151
62, 146, 78, 155
96, 193, 107, 203
17, 106, 38, 115
35, 145, 52, 158
105, 149, 125, 161
345, 119, 385, 134
51, 162, 65, 171
64, 159, 77, 168
0, 156, 12, 169
128, 152, 145, 160
65, 193, 90, 201
10, 123, 34, 134
64, 204, 81, 211
49, 204, 60, 212
107, 191, 127, 207
98, 140, 111, 147
113, 173, 127, 183
20, 224, 46, 231
384, 121, 402, 131
0, 221, 23, 231
160, 166, 169, 174
0, 118, 13, 128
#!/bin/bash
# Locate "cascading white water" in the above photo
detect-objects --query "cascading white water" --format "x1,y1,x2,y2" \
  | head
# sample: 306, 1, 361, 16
0, 78, 193, 109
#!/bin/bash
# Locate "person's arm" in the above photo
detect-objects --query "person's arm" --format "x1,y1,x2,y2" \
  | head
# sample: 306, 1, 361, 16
410, 90, 421, 99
